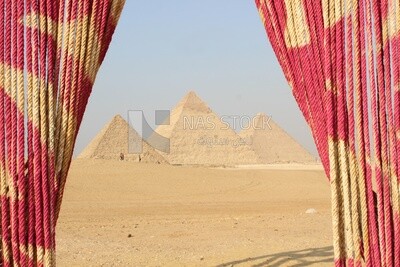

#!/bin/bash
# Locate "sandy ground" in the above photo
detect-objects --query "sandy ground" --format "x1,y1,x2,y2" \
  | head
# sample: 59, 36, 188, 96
57, 159, 333, 266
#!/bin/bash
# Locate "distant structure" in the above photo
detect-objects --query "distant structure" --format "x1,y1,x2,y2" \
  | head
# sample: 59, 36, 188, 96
78, 115, 167, 164
150, 91, 261, 166
79, 95, 316, 166
240, 113, 316, 163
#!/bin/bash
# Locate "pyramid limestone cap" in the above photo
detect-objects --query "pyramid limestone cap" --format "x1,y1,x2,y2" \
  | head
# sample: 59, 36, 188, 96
253, 113, 270, 128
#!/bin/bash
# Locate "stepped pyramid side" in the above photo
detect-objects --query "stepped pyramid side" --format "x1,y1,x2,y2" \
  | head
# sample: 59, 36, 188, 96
78, 118, 114, 159
240, 113, 316, 163
78, 115, 167, 164
153, 91, 261, 166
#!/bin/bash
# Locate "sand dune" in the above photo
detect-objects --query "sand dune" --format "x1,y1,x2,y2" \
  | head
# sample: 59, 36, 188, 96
57, 159, 332, 266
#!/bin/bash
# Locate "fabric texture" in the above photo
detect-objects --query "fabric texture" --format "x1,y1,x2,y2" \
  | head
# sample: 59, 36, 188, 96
0, 0, 125, 265
256, 0, 400, 266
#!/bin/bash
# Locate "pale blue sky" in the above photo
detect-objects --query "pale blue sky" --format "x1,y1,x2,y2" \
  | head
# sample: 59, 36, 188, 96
74, 1, 318, 157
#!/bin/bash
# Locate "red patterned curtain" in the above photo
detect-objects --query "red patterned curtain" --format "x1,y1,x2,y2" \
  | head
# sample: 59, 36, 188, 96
0, 0, 125, 265
256, 0, 400, 266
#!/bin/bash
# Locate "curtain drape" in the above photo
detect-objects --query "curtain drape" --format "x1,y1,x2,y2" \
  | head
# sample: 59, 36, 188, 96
0, 0, 125, 265
256, 0, 400, 266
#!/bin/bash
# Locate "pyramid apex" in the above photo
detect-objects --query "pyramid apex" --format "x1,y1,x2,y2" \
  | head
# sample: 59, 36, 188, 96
183, 90, 200, 101
177, 91, 211, 112
253, 113, 273, 127
255, 112, 267, 118
112, 114, 124, 121
186, 90, 197, 96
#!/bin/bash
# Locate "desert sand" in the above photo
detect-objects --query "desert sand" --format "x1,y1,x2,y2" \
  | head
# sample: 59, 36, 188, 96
57, 159, 333, 266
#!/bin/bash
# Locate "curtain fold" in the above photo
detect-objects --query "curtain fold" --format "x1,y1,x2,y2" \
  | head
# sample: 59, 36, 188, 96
256, 0, 400, 266
0, 0, 125, 265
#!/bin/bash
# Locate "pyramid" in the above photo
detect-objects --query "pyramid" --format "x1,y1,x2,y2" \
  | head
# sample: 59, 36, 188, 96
78, 115, 167, 164
149, 91, 261, 166
239, 113, 316, 163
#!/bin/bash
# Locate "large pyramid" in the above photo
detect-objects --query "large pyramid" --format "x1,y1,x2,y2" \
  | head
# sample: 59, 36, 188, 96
240, 113, 316, 163
78, 115, 167, 164
150, 91, 261, 166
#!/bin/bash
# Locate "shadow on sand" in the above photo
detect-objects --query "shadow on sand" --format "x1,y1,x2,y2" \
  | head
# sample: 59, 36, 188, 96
216, 246, 333, 267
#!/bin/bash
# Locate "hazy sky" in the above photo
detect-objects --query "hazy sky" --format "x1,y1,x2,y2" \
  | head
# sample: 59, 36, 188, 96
74, 1, 318, 157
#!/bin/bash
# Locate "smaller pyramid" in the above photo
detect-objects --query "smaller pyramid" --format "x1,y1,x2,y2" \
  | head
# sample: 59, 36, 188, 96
78, 115, 167, 164
240, 113, 316, 164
